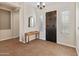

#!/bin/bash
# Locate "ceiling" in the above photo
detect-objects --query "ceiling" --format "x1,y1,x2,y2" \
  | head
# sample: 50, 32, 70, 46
0, 2, 20, 11
24, 2, 74, 7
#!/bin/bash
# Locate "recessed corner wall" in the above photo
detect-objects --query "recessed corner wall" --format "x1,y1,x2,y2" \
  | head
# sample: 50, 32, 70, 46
0, 3, 19, 41
37, 2, 76, 47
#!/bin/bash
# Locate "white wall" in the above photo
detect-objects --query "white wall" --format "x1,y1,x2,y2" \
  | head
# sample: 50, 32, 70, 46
0, 30, 12, 41
37, 2, 76, 47
12, 11, 19, 38
24, 3, 39, 41
19, 2, 24, 42
24, 3, 39, 33
19, 3, 39, 43
36, 10, 46, 40
76, 2, 79, 56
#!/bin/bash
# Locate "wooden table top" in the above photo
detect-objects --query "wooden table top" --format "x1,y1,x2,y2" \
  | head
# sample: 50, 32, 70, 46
25, 31, 39, 36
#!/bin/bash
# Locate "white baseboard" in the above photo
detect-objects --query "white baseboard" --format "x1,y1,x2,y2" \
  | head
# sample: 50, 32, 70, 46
57, 41, 76, 48
76, 48, 79, 56
0, 36, 19, 41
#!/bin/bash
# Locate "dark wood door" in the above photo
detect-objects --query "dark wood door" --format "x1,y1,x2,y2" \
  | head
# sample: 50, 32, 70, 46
46, 10, 57, 43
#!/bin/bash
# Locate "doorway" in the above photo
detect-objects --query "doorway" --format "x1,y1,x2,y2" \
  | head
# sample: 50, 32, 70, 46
46, 10, 57, 43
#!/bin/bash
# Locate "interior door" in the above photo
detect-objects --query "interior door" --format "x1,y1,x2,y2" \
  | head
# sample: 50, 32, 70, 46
46, 10, 57, 43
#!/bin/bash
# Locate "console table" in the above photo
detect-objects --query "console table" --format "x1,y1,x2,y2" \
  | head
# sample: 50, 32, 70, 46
25, 31, 40, 43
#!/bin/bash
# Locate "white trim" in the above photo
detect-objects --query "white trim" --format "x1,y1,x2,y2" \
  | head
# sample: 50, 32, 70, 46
0, 36, 19, 41
57, 41, 76, 48
76, 48, 79, 56
56, 9, 58, 43
0, 6, 12, 11
0, 2, 20, 11
44, 10, 58, 41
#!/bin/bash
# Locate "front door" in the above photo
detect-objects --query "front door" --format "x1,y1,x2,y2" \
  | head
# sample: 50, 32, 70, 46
46, 10, 57, 43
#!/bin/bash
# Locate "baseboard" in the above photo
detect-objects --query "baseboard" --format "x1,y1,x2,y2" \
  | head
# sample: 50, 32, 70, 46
57, 41, 76, 48
76, 48, 79, 56
0, 36, 19, 41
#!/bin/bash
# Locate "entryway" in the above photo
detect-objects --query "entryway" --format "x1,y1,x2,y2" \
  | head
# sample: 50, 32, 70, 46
46, 10, 57, 43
